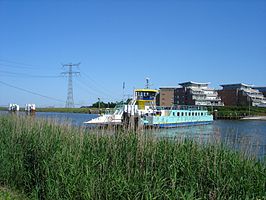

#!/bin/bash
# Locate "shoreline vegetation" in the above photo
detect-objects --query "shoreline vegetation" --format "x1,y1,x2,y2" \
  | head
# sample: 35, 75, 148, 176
0, 107, 100, 114
211, 106, 266, 119
0, 115, 265, 199
1, 106, 266, 117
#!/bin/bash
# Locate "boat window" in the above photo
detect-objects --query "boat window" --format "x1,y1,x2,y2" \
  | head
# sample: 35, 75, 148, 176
192, 112, 194, 116
201, 112, 203, 116
172, 112, 175, 116
177, 112, 180, 116
181, 112, 184, 116
188, 112, 191, 116
195, 112, 197, 116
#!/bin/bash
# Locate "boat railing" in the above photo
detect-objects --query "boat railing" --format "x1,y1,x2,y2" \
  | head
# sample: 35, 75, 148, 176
156, 105, 207, 111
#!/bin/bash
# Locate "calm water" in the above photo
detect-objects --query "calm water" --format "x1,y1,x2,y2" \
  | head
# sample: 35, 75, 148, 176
1, 111, 266, 158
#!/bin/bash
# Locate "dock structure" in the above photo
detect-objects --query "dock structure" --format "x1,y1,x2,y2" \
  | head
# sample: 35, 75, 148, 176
122, 111, 143, 131
8, 104, 20, 112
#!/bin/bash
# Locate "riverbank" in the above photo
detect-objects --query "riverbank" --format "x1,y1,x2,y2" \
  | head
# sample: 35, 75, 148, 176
211, 106, 266, 119
2, 106, 266, 117
0, 107, 103, 114
37, 107, 101, 114
0, 115, 265, 199
241, 116, 266, 120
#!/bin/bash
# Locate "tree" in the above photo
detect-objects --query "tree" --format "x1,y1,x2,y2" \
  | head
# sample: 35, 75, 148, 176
91, 101, 117, 108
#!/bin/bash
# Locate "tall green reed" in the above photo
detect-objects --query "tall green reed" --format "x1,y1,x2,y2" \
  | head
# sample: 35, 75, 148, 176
0, 115, 265, 199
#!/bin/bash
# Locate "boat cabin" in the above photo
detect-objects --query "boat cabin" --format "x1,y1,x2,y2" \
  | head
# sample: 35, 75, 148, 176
134, 89, 158, 110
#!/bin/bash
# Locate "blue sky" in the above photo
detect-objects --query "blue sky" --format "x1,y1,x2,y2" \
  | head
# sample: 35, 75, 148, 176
0, 0, 265, 107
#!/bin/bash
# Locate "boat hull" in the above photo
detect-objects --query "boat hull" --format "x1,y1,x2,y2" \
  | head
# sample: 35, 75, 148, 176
149, 121, 212, 128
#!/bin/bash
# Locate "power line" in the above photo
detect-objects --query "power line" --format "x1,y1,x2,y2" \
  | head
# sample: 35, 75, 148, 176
61, 63, 80, 108
0, 63, 35, 70
0, 80, 65, 103
0, 58, 41, 68
77, 78, 113, 98
75, 79, 119, 102
0, 70, 61, 78
80, 70, 121, 97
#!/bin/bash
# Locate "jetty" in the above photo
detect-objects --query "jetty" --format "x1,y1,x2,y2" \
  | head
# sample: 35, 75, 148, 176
241, 116, 266, 120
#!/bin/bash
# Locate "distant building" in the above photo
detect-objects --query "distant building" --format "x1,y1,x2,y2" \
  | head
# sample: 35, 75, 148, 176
218, 83, 266, 107
175, 81, 224, 106
159, 86, 180, 107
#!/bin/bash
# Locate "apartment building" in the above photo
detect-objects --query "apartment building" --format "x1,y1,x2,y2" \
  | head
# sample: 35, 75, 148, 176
253, 87, 266, 97
175, 81, 224, 106
218, 83, 266, 107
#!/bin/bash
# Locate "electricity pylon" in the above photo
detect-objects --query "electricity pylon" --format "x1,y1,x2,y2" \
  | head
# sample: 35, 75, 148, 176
61, 63, 80, 108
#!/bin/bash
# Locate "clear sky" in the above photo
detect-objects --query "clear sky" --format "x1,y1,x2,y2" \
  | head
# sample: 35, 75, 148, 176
0, 0, 265, 107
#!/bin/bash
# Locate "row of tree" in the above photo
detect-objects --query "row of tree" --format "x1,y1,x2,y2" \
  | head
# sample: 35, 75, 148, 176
81, 99, 132, 109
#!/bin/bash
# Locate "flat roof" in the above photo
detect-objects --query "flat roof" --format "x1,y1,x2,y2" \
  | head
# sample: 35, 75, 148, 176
179, 81, 210, 86
253, 86, 266, 89
159, 86, 181, 89
134, 89, 158, 92
220, 83, 254, 87
253, 87, 266, 91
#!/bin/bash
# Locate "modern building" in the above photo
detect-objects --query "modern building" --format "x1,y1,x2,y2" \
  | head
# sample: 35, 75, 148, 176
159, 86, 180, 107
253, 87, 266, 97
218, 83, 266, 107
175, 81, 224, 106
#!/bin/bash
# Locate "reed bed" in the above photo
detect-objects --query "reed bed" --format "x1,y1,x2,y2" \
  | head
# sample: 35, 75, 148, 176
0, 115, 265, 200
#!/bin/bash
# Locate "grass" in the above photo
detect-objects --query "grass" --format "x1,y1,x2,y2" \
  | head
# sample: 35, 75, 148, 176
0, 107, 6, 111
0, 186, 28, 200
0, 115, 265, 199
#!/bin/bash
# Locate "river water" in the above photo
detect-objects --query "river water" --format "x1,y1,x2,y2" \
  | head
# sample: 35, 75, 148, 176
1, 111, 265, 159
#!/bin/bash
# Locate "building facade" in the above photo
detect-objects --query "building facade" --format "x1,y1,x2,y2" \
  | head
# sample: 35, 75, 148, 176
159, 87, 179, 107
175, 82, 224, 106
218, 83, 266, 107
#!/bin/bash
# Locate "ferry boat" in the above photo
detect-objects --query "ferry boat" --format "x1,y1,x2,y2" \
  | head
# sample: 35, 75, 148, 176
143, 106, 213, 128
84, 88, 213, 127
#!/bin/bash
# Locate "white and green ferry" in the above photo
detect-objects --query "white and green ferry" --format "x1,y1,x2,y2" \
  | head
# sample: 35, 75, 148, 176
85, 87, 213, 128
142, 105, 213, 128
